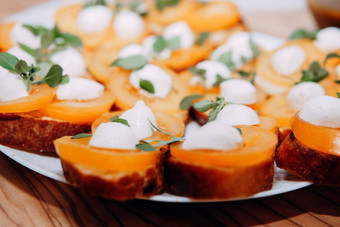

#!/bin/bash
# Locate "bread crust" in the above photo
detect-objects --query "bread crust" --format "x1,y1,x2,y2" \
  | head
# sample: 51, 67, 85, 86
164, 154, 274, 200
61, 159, 164, 201
276, 132, 340, 186
0, 113, 90, 152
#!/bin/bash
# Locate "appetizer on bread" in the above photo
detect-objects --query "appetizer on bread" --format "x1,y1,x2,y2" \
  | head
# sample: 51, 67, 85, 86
55, 100, 185, 200
276, 95, 340, 186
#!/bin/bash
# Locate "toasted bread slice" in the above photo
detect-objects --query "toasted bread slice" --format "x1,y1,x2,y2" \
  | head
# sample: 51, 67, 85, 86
276, 132, 340, 186
164, 154, 274, 200
60, 159, 164, 201
0, 112, 90, 152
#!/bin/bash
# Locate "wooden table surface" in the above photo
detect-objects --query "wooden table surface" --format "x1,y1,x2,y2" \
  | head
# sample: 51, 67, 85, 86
1, 1, 340, 226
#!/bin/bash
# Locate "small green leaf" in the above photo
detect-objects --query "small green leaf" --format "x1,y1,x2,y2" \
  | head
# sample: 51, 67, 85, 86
153, 36, 167, 53
84, 0, 106, 8
235, 127, 242, 135
337, 92, 340, 99
193, 100, 215, 112
217, 51, 235, 71
195, 32, 210, 45
0, 52, 19, 72
41, 33, 54, 49
139, 79, 155, 94
59, 33, 82, 47
14, 60, 28, 75
289, 29, 319, 40
43, 64, 63, 88
18, 43, 35, 57
180, 94, 203, 110
111, 55, 148, 70
166, 36, 180, 50
110, 116, 130, 127
334, 80, 340, 84
324, 53, 340, 64
136, 143, 156, 151
299, 61, 328, 84
71, 133, 92, 139
212, 74, 227, 87
249, 38, 260, 58
155, 0, 179, 10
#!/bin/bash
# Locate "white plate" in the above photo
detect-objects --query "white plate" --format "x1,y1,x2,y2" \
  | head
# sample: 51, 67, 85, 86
0, 0, 310, 202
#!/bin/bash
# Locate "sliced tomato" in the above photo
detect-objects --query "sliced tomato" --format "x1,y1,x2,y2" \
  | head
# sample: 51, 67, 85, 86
291, 115, 340, 155
39, 90, 115, 124
185, 2, 240, 32
54, 136, 159, 172
0, 84, 56, 113
170, 125, 277, 167
0, 22, 15, 51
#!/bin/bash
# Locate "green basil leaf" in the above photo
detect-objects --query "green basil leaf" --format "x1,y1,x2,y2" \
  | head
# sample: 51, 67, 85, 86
43, 64, 63, 88
193, 100, 215, 112
324, 52, 340, 64
212, 74, 227, 87
153, 36, 167, 53
71, 133, 92, 139
110, 116, 130, 127
217, 51, 235, 71
139, 79, 155, 94
136, 143, 156, 151
59, 33, 82, 47
41, 33, 54, 49
195, 32, 210, 45
166, 36, 180, 50
18, 43, 35, 57
111, 55, 148, 70
155, 0, 179, 10
289, 29, 318, 40
0, 52, 19, 72
249, 38, 260, 58
14, 60, 28, 75
180, 94, 203, 110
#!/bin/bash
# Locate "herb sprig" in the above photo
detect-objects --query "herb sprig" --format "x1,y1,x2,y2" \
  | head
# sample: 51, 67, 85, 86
193, 96, 226, 122
153, 36, 180, 53
0, 52, 69, 92
237, 70, 256, 85
195, 32, 210, 45
179, 94, 203, 110
83, 0, 106, 8
111, 55, 148, 70
289, 29, 319, 40
155, 0, 179, 10
298, 61, 328, 84
110, 116, 130, 127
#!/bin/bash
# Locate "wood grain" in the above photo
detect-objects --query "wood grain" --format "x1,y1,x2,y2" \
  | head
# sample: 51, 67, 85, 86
0, 0, 340, 226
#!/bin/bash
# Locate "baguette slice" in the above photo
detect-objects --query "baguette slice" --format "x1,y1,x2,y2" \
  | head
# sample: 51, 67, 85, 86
0, 112, 90, 152
60, 159, 164, 201
164, 154, 274, 200
276, 132, 340, 186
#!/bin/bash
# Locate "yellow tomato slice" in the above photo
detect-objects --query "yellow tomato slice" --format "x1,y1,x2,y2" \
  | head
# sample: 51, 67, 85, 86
170, 125, 277, 167
39, 91, 115, 124
0, 84, 56, 113
92, 111, 185, 140
55, 136, 159, 172
291, 115, 340, 155
0, 22, 15, 51
256, 40, 325, 87
107, 64, 189, 117
185, 2, 240, 32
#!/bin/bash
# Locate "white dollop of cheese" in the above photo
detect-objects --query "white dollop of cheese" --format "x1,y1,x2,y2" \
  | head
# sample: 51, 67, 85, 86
0, 67, 29, 101
336, 64, 340, 79
50, 47, 86, 77
210, 32, 254, 68
89, 122, 139, 150
129, 64, 172, 98
220, 79, 257, 105
56, 77, 104, 101
7, 46, 36, 65
299, 95, 340, 128
163, 21, 194, 49
314, 27, 340, 52
287, 82, 325, 111
77, 5, 113, 34
120, 100, 157, 139
271, 45, 306, 76
10, 23, 41, 49
113, 10, 145, 39
142, 35, 172, 60
194, 60, 231, 88
216, 104, 260, 126
118, 43, 149, 59
182, 121, 243, 151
